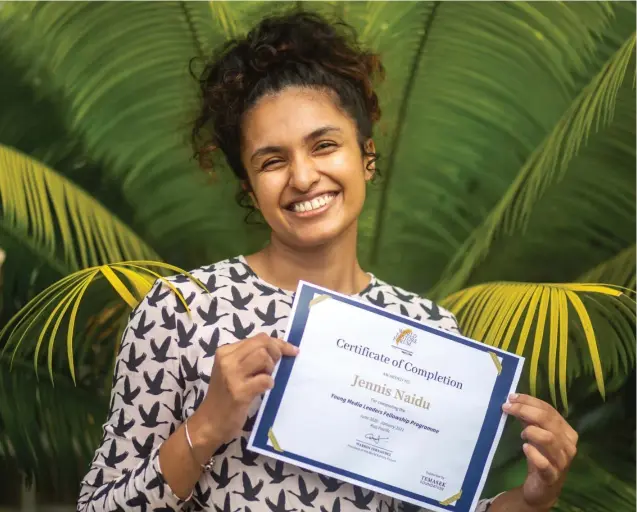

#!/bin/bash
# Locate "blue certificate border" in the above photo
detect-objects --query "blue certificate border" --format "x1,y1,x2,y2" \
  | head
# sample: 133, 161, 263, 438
252, 282, 522, 511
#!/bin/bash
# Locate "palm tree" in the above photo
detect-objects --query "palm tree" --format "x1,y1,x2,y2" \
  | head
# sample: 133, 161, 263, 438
0, 2, 634, 509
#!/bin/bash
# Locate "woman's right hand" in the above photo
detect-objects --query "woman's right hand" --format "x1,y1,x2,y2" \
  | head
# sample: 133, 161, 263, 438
196, 333, 299, 445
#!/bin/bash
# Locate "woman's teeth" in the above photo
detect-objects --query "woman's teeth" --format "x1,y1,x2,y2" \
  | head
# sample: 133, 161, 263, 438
290, 193, 336, 213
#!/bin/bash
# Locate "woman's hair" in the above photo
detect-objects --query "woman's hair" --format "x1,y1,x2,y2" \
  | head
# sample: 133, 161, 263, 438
190, 8, 385, 217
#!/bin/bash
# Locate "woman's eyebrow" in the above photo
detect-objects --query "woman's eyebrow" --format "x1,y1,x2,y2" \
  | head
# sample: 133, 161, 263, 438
250, 125, 342, 163
305, 125, 342, 141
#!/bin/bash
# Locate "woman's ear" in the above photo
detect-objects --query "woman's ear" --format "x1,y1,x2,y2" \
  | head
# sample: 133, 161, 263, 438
363, 139, 377, 182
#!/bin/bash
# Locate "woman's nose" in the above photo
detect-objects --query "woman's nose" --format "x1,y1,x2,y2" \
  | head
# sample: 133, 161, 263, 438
288, 154, 320, 191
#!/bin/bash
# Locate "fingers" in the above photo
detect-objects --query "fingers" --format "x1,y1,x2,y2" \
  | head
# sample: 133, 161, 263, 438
278, 338, 300, 357
503, 401, 554, 429
521, 425, 569, 471
243, 373, 275, 398
504, 394, 579, 486
241, 347, 276, 377
508, 393, 553, 411
523, 442, 560, 485
236, 334, 298, 364
503, 394, 579, 446
217, 333, 299, 385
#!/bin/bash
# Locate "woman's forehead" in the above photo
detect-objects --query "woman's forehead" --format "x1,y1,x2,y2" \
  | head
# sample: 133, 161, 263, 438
242, 87, 355, 147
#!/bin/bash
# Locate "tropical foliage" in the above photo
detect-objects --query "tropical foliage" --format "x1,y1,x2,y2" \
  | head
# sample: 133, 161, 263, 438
0, 1, 634, 509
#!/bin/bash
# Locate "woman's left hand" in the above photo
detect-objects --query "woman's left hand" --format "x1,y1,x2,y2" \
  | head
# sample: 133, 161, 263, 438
502, 393, 578, 510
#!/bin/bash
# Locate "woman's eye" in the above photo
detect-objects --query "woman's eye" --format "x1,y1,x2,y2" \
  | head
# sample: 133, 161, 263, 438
262, 159, 283, 170
315, 141, 336, 152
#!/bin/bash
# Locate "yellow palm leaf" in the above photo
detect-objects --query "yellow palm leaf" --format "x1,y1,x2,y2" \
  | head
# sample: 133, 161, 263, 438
0, 144, 160, 273
0, 261, 208, 383
441, 281, 635, 410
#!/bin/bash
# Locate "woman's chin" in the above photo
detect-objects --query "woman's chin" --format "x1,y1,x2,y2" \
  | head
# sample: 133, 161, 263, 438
287, 220, 357, 249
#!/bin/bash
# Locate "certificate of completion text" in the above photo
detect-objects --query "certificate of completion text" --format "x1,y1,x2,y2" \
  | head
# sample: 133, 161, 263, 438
249, 283, 524, 512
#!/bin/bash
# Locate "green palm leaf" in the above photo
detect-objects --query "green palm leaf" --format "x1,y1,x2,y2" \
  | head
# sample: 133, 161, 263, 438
579, 244, 636, 292
0, 353, 107, 487
0, 144, 159, 272
432, 29, 636, 297
441, 282, 635, 412
554, 435, 636, 512
451, 82, 635, 288
363, 2, 619, 286
0, 1, 291, 266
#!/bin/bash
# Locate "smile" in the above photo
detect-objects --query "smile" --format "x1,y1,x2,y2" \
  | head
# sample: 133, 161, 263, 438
287, 192, 339, 216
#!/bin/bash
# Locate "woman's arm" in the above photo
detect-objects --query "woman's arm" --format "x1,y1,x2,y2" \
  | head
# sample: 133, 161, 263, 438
158, 331, 298, 499
78, 278, 299, 511
77, 281, 188, 512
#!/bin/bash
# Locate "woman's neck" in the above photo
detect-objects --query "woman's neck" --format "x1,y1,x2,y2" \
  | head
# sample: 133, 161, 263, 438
244, 226, 370, 295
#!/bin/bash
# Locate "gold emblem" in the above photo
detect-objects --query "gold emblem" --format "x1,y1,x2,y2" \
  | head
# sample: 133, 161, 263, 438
395, 328, 413, 345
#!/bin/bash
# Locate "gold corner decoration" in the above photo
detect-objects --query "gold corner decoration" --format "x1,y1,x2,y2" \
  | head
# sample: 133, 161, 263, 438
439, 490, 462, 506
309, 294, 330, 308
488, 351, 502, 375
268, 428, 284, 452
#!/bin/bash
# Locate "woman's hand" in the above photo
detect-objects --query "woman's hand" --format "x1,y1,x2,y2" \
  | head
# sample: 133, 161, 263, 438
502, 393, 578, 510
197, 333, 299, 444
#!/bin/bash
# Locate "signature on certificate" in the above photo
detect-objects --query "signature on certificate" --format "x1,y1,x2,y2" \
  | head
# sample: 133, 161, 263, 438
365, 433, 389, 445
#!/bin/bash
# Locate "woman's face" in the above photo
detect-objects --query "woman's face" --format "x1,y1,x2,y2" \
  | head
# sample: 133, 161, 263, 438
240, 86, 375, 249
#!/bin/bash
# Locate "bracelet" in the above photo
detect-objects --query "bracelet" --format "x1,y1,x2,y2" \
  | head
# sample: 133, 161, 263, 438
184, 418, 216, 472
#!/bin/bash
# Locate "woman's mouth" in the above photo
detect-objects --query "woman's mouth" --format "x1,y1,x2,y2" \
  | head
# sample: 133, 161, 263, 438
286, 192, 339, 217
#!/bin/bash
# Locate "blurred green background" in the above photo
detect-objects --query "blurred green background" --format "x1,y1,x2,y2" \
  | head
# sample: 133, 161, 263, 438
0, 1, 635, 510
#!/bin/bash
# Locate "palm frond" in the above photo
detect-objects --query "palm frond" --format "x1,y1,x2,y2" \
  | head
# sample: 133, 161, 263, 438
431, 30, 636, 297
363, 2, 619, 284
441, 282, 635, 412
0, 261, 207, 383
0, 144, 160, 272
553, 437, 636, 512
579, 245, 636, 292
455, 84, 635, 289
0, 353, 107, 489
0, 2, 275, 266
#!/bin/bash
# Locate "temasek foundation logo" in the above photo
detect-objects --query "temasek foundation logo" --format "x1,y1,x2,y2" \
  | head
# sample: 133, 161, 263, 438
392, 327, 417, 356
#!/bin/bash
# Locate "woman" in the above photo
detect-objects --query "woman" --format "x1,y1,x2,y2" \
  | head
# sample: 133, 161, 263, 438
78, 10, 577, 512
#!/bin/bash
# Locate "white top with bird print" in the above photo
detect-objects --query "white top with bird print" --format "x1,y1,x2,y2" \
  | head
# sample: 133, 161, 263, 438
78, 256, 498, 512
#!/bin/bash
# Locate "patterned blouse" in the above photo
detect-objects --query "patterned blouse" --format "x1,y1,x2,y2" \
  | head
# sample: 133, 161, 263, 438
78, 256, 498, 512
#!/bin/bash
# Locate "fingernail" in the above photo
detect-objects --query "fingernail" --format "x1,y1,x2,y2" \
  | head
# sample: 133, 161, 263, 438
509, 393, 519, 400
293, 346, 300, 355
502, 402, 512, 411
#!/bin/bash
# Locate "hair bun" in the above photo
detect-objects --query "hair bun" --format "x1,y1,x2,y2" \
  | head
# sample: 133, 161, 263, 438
246, 11, 352, 74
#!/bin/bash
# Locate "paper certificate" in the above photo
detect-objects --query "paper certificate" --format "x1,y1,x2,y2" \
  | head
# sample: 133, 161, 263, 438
248, 282, 524, 512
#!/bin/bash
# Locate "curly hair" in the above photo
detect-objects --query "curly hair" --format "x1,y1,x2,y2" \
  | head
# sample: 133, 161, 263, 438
190, 8, 385, 219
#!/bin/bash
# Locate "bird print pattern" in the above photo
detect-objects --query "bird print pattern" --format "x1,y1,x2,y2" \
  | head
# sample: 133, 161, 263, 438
78, 256, 498, 512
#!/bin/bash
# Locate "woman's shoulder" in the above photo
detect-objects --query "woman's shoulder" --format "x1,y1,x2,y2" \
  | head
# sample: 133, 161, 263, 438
367, 277, 460, 332
131, 256, 254, 315
159, 255, 253, 291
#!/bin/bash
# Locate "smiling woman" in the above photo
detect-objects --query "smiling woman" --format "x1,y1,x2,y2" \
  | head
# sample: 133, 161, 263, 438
240, 91, 376, 252
76, 8, 578, 512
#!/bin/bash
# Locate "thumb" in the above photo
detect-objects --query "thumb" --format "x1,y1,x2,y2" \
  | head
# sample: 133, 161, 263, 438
276, 339, 300, 357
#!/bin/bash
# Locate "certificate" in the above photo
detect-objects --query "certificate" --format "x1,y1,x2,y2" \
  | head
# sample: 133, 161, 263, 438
248, 282, 524, 512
